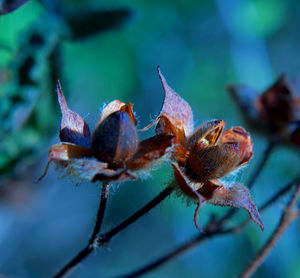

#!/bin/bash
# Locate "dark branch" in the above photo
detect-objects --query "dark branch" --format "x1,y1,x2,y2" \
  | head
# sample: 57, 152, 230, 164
116, 172, 300, 278
239, 182, 300, 278
247, 140, 276, 189
97, 185, 175, 245
53, 182, 110, 278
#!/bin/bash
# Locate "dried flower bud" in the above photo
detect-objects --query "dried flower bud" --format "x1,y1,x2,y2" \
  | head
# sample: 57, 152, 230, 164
91, 110, 138, 165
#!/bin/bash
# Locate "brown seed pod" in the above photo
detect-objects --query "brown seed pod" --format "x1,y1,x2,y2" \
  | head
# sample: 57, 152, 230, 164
185, 142, 240, 182
91, 110, 138, 165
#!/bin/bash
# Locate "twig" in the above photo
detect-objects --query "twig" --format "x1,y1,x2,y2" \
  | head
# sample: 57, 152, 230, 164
53, 182, 110, 278
238, 183, 300, 278
247, 140, 276, 189
97, 185, 175, 245
116, 174, 300, 278
53, 185, 174, 278
116, 229, 230, 278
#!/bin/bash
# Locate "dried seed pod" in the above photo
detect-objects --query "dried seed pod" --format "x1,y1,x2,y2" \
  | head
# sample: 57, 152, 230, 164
91, 110, 138, 164
185, 142, 240, 182
187, 120, 224, 151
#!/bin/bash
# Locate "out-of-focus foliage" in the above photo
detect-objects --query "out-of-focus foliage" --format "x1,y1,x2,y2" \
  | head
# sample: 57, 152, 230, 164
0, 0, 131, 178
0, 0, 300, 278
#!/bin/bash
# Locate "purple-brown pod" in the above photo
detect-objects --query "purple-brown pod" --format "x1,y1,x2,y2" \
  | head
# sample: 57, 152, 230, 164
91, 110, 138, 165
185, 142, 240, 182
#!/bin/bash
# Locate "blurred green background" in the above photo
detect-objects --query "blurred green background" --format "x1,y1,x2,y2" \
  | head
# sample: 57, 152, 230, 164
0, 0, 300, 277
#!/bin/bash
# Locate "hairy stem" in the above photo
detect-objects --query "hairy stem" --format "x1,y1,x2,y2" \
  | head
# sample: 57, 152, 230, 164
116, 174, 300, 278
239, 183, 300, 278
97, 185, 175, 245
53, 182, 110, 278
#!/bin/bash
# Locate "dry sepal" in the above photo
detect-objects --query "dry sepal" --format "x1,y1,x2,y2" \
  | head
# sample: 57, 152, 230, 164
38, 81, 174, 183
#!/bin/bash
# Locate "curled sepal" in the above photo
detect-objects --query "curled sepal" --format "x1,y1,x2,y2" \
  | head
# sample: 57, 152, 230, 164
221, 126, 253, 167
141, 66, 194, 140
125, 134, 175, 171
57, 81, 91, 148
208, 183, 264, 231
37, 143, 92, 182
171, 163, 206, 232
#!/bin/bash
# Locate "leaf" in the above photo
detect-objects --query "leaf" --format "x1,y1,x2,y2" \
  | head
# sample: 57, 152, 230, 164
65, 8, 131, 41
0, 0, 30, 15
208, 183, 264, 231
57, 81, 91, 148
141, 67, 194, 140
125, 134, 174, 171
221, 126, 253, 167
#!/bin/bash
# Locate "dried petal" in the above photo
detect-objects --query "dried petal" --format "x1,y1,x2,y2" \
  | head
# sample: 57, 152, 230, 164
185, 142, 240, 182
37, 143, 92, 181
221, 126, 253, 167
57, 81, 91, 148
49, 143, 92, 161
171, 162, 202, 198
125, 134, 175, 171
141, 67, 194, 140
155, 115, 186, 144
172, 163, 221, 232
208, 183, 264, 231
187, 120, 224, 151
91, 110, 138, 164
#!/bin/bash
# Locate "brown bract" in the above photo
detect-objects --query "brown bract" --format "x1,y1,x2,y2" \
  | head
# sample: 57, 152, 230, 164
227, 76, 300, 145
143, 67, 263, 231
38, 81, 174, 183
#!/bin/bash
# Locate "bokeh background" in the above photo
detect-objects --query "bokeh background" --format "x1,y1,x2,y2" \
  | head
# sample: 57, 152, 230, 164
1, 0, 300, 277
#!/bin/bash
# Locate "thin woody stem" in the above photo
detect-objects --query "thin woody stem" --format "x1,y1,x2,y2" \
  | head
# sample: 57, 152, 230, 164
247, 140, 277, 189
53, 182, 110, 278
116, 174, 300, 278
239, 183, 300, 278
53, 185, 175, 278
98, 185, 175, 245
